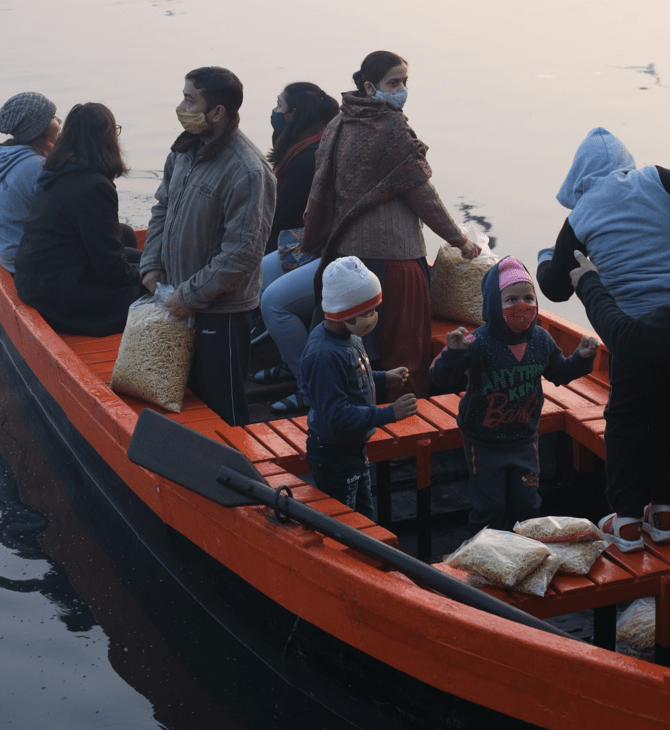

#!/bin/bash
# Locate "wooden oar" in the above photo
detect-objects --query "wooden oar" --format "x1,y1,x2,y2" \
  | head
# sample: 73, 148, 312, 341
128, 408, 581, 642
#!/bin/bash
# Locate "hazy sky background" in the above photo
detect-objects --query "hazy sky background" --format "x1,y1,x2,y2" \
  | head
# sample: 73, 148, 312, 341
2, 0, 669, 327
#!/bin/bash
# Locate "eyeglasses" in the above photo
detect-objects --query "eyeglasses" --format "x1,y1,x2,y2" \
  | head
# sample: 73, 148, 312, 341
115, 125, 122, 136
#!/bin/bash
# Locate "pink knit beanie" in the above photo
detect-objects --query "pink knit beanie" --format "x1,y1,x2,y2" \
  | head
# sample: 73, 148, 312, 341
498, 256, 534, 291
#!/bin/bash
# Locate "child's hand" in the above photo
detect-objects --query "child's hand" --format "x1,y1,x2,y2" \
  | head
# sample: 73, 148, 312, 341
447, 327, 471, 350
578, 335, 599, 358
386, 367, 409, 386
392, 393, 418, 420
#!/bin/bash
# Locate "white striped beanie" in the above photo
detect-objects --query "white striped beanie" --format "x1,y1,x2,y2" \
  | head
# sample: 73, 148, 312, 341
322, 256, 382, 321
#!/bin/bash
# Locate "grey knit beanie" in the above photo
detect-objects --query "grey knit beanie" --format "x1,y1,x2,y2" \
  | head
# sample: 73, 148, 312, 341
0, 92, 56, 144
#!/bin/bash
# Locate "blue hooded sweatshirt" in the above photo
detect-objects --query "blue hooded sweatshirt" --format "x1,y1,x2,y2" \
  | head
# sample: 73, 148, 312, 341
0, 143, 45, 273
555, 127, 670, 317
430, 258, 594, 444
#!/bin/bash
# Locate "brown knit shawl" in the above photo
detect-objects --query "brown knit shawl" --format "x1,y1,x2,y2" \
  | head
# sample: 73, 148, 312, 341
301, 92, 432, 263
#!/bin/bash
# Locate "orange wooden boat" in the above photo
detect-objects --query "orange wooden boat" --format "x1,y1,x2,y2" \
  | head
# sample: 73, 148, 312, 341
1, 233, 670, 729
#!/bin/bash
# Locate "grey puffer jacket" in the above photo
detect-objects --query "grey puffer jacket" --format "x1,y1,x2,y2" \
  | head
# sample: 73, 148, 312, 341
141, 129, 276, 314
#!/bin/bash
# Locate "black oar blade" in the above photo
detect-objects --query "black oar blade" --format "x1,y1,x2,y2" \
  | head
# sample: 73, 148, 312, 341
127, 408, 260, 507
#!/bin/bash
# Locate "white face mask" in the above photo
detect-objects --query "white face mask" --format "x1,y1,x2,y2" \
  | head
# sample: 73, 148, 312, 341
176, 108, 211, 134
370, 84, 408, 111
344, 310, 378, 337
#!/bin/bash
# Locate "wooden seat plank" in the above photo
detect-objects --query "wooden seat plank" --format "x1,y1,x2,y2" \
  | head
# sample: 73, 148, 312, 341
602, 546, 670, 578
566, 379, 609, 405
290, 415, 309, 432
268, 419, 307, 456
307, 497, 352, 518
586, 555, 636, 587
210, 424, 275, 463
382, 414, 439, 443
548, 573, 595, 595
428, 393, 461, 418
245, 422, 301, 460
641, 535, 670, 565
542, 380, 595, 410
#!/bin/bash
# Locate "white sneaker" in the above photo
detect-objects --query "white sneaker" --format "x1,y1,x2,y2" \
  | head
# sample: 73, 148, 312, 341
642, 504, 670, 544
598, 513, 644, 553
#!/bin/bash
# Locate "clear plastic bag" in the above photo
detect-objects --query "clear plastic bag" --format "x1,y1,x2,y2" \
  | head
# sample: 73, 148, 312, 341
616, 597, 656, 661
547, 541, 607, 575
429, 224, 498, 325
468, 553, 561, 597
110, 283, 195, 413
514, 516, 603, 544
444, 528, 551, 587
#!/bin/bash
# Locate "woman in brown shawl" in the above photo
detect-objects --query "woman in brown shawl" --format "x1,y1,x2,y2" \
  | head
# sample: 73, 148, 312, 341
302, 51, 480, 400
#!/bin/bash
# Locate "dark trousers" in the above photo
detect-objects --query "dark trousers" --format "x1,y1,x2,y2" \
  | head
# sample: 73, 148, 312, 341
604, 355, 670, 517
306, 434, 375, 521
463, 435, 541, 536
120, 223, 142, 264
188, 311, 252, 426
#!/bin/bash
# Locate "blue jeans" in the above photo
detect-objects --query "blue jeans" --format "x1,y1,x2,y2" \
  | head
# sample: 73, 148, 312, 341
463, 435, 541, 536
306, 434, 375, 521
260, 253, 319, 382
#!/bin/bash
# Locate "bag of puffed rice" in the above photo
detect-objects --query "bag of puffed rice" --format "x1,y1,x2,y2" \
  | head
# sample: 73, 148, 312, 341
468, 552, 561, 597
616, 597, 656, 661
429, 224, 498, 325
110, 284, 195, 413
444, 528, 551, 587
513, 516, 603, 543
546, 541, 607, 575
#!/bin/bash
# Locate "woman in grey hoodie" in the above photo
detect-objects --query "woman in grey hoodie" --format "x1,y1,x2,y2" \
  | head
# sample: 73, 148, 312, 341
0, 92, 60, 273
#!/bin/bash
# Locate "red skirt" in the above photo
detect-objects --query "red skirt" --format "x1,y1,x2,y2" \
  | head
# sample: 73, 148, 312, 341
380, 259, 432, 400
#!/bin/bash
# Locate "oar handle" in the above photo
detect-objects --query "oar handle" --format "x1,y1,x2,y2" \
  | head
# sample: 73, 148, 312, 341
217, 467, 580, 643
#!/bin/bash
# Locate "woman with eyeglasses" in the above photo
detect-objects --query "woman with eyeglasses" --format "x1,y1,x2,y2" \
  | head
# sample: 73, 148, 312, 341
0, 92, 61, 274
14, 102, 144, 336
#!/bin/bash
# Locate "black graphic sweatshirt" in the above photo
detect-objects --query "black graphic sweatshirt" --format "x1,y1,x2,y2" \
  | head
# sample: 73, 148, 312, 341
430, 259, 595, 444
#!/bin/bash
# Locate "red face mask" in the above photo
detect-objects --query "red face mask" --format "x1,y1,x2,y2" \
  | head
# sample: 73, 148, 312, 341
503, 302, 537, 333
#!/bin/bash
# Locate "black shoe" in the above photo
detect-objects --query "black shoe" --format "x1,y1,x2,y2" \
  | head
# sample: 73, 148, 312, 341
252, 362, 296, 384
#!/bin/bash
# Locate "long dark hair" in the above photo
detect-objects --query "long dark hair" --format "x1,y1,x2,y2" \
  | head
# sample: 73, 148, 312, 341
44, 103, 127, 180
352, 51, 407, 94
268, 82, 339, 167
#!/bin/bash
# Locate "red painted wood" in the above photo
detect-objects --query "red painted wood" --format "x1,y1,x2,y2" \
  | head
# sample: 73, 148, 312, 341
268, 418, 307, 456
245, 422, 300, 460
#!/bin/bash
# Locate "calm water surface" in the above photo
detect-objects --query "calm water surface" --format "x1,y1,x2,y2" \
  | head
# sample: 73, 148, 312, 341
1, 1, 670, 726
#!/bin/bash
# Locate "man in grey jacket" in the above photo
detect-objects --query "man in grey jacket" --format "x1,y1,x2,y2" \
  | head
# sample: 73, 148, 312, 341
141, 67, 276, 425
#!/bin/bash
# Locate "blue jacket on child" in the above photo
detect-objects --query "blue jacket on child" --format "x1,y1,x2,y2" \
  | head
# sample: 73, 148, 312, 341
430, 260, 595, 444
300, 322, 396, 444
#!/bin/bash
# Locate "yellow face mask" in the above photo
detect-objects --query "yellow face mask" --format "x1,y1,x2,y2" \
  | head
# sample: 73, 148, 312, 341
176, 108, 210, 134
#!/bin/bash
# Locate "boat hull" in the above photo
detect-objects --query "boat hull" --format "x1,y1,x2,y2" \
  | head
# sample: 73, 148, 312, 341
1, 266, 669, 729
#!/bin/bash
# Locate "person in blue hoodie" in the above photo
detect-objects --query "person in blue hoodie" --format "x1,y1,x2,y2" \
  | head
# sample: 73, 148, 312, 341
15, 103, 143, 337
0, 92, 60, 273
431, 256, 598, 536
537, 127, 670, 552
536, 127, 670, 315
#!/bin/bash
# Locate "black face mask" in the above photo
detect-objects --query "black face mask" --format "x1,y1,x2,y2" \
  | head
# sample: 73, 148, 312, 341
270, 110, 288, 133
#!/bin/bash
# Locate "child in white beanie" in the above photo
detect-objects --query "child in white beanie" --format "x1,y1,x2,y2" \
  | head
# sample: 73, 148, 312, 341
299, 256, 418, 519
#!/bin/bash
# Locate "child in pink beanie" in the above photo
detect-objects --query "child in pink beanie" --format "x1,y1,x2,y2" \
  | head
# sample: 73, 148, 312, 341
430, 256, 599, 535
